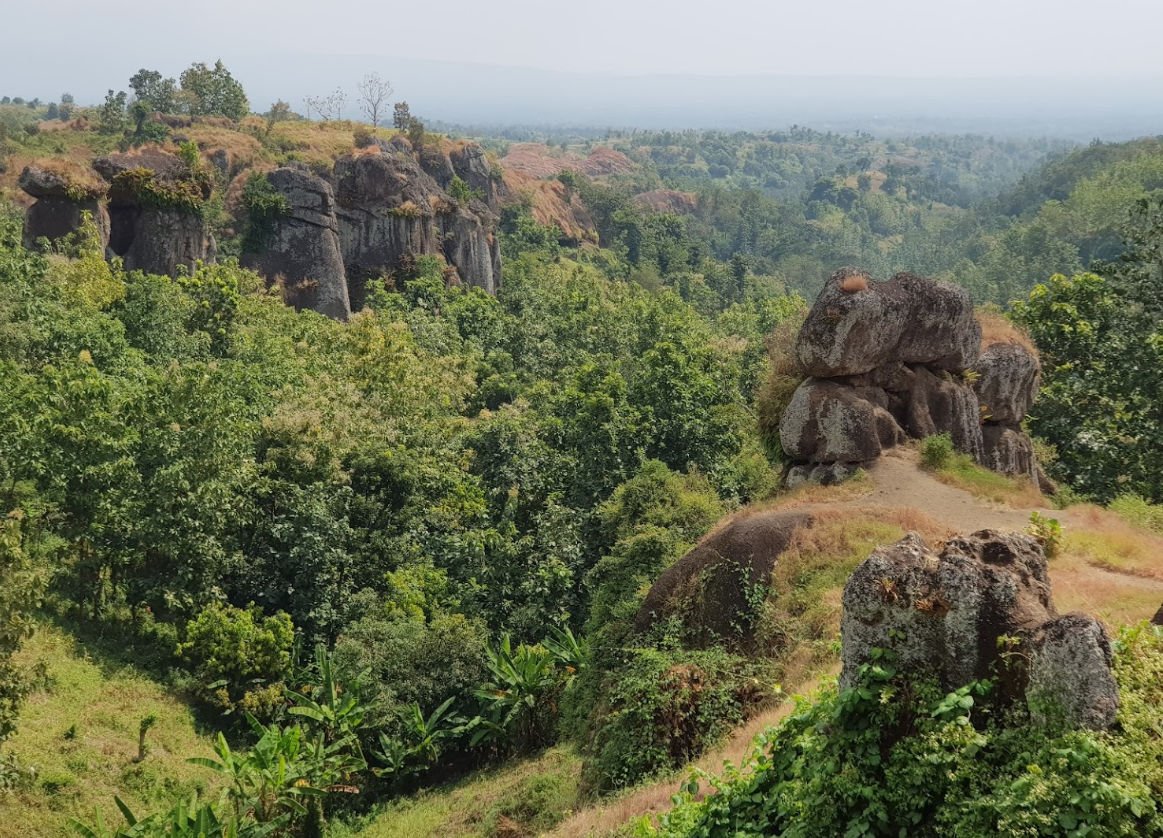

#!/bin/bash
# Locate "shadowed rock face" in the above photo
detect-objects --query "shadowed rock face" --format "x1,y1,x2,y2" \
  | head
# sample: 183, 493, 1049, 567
842, 530, 1118, 730
796, 269, 980, 378
334, 148, 501, 307
241, 166, 350, 321
93, 150, 214, 277
19, 165, 109, 251
779, 379, 906, 463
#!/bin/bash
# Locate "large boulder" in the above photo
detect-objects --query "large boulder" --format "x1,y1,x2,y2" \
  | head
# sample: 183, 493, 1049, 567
1026, 613, 1119, 729
94, 149, 214, 276
19, 164, 109, 251
796, 269, 981, 378
974, 342, 1040, 424
842, 530, 1118, 729
242, 166, 350, 321
635, 510, 813, 649
779, 379, 907, 464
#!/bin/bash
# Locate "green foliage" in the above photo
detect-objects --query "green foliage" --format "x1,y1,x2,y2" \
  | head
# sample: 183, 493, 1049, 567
179, 60, 249, 121
1027, 511, 1063, 558
470, 635, 563, 753
0, 517, 41, 748
652, 629, 1163, 837
176, 603, 294, 718
920, 433, 955, 470
1108, 494, 1163, 533
583, 646, 763, 793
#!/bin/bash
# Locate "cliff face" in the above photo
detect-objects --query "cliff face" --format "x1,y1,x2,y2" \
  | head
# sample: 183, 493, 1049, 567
19, 137, 505, 321
334, 145, 501, 308
93, 149, 215, 277
241, 166, 351, 321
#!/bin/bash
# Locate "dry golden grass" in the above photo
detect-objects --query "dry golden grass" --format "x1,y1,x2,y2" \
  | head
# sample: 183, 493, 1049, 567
25, 156, 107, 198
839, 272, 870, 292
182, 124, 265, 170
977, 306, 1038, 356
930, 455, 1046, 509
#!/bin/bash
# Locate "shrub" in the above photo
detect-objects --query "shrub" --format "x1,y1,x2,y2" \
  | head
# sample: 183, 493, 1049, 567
1027, 511, 1062, 558
651, 627, 1163, 837
920, 432, 955, 469
176, 603, 294, 718
756, 318, 804, 461
582, 646, 767, 793
1109, 494, 1163, 534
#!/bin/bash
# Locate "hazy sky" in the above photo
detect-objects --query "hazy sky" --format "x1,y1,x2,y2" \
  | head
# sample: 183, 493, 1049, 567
10, 0, 1163, 78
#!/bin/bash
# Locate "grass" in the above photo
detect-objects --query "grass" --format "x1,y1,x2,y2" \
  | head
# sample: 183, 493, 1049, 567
347, 746, 582, 838
929, 451, 1044, 508
0, 622, 219, 837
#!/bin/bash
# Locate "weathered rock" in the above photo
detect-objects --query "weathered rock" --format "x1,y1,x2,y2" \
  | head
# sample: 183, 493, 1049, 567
94, 149, 214, 276
334, 149, 500, 306
975, 342, 1040, 424
450, 143, 506, 209
1152, 603, 1163, 626
894, 365, 984, 461
19, 164, 110, 250
981, 424, 1037, 481
779, 378, 907, 464
635, 510, 814, 649
796, 269, 981, 378
1026, 613, 1119, 729
842, 530, 1118, 729
242, 166, 350, 321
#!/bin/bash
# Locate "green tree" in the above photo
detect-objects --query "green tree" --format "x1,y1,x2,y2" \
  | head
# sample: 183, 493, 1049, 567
179, 60, 249, 120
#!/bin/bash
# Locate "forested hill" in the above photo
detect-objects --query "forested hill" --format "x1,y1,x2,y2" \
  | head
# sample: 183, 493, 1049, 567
1, 79, 1163, 836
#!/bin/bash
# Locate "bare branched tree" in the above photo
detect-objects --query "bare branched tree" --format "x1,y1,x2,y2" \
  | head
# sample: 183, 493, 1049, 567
357, 73, 393, 130
305, 87, 346, 122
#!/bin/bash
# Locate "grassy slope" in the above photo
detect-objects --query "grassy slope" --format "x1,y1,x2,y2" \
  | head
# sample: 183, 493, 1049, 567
0, 623, 219, 837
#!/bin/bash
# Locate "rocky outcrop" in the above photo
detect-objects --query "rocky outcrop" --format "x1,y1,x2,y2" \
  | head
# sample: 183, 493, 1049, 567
974, 340, 1043, 482
842, 530, 1118, 729
93, 149, 214, 276
795, 269, 980, 378
779, 269, 985, 477
19, 164, 109, 251
334, 147, 501, 308
241, 166, 350, 321
1152, 603, 1163, 626
635, 509, 814, 649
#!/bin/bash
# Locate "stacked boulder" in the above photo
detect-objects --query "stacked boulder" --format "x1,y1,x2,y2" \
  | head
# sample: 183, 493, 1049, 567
780, 269, 984, 485
974, 338, 1042, 483
779, 268, 1049, 487
842, 529, 1119, 729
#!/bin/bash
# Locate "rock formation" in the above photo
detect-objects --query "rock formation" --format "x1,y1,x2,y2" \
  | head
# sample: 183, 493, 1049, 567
241, 166, 350, 321
19, 164, 110, 251
93, 149, 215, 276
635, 509, 813, 649
333, 146, 501, 309
779, 268, 1053, 487
974, 340, 1042, 481
780, 269, 985, 485
841, 529, 1119, 729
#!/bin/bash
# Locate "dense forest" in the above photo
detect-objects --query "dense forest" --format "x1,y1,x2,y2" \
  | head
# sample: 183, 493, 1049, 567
0, 65, 1161, 837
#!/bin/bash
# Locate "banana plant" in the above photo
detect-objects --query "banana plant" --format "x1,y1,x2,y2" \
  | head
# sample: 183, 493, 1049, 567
470, 635, 558, 751
72, 792, 274, 837
372, 696, 465, 781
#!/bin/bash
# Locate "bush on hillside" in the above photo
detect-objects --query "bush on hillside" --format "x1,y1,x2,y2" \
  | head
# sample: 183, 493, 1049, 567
920, 433, 955, 469
651, 624, 1163, 837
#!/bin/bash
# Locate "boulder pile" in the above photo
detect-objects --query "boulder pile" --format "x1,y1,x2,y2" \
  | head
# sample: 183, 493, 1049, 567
779, 268, 1045, 486
842, 529, 1119, 729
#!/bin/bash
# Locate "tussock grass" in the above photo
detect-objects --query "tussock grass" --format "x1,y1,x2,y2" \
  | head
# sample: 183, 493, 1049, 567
0, 623, 217, 837
350, 746, 582, 838
1060, 504, 1163, 581
977, 306, 1038, 356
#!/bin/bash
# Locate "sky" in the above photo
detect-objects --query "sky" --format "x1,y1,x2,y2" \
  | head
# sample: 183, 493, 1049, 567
8, 0, 1163, 78
4, 0, 1162, 134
